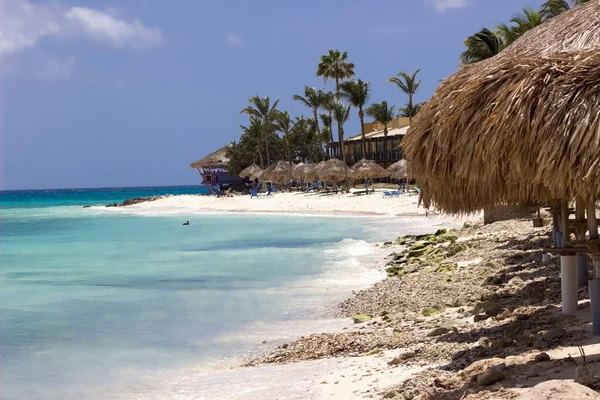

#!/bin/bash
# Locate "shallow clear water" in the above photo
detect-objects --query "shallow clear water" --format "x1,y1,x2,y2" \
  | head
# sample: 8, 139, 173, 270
0, 188, 435, 399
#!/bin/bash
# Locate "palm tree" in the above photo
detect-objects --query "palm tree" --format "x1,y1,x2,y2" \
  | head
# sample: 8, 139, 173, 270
398, 102, 425, 119
320, 113, 333, 158
321, 91, 336, 157
240, 96, 280, 165
540, 0, 590, 20
340, 79, 371, 159
365, 101, 395, 162
331, 101, 352, 161
496, 9, 544, 47
240, 117, 265, 168
276, 111, 295, 154
320, 126, 333, 159
316, 50, 355, 100
460, 28, 503, 64
387, 69, 421, 125
292, 86, 327, 138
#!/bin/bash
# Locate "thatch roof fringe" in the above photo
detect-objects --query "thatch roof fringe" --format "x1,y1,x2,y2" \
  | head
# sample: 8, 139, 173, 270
189, 145, 231, 169
403, 0, 600, 213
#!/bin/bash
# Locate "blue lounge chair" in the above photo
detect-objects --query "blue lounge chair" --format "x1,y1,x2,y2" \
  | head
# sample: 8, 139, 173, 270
251, 189, 258, 198
383, 191, 392, 197
390, 191, 400, 197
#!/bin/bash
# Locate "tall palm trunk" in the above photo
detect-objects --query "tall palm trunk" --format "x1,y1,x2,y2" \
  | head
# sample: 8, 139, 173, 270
264, 131, 271, 165
408, 94, 413, 125
359, 107, 366, 159
312, 108, 325, 161
257, 147, 264, 169
337, 123, 345, 161
328, 110, 334, 159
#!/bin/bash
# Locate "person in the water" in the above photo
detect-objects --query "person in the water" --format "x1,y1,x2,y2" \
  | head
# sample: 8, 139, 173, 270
183, 221, 190, 225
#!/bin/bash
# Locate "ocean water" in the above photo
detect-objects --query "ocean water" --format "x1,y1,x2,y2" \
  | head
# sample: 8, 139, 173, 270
0, 187, 437, 399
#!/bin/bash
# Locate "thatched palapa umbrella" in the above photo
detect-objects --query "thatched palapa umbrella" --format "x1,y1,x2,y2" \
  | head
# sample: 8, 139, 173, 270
387, 160, 409, 180
403, 0, 600, 320
404, 1, 600, 214
305, 161, 326, 181
239, 164, 263, 180
262, 161, 292, 182
290, 162, 306, 180
350, 159, 389, 180
318, 159, 349, 181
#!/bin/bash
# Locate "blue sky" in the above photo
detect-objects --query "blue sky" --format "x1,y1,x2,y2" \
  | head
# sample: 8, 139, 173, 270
0, 0, 540, 190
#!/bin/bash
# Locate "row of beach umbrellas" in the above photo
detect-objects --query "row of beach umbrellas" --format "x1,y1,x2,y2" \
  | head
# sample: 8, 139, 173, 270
239, 159, 409, 183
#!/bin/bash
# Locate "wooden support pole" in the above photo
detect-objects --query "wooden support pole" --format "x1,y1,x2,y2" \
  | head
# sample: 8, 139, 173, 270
561, 201, 569, 246
576, 199, 586, 239
588, 200, 598, 240
575, 199, 589, 288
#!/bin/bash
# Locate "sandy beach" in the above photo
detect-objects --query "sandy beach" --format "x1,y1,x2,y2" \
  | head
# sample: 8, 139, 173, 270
108, 190, 433, 217
108, 193, 600, 399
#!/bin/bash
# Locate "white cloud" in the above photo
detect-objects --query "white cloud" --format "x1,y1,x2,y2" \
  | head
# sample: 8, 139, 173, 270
225, 33, 243, 48
65, 7, 162, 48
38, 57, 76, 80
430, 0, 469, 12
0, 0, 162, 57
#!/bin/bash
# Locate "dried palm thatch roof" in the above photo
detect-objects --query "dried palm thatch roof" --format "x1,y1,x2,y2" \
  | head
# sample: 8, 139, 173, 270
349, 159, 389, 180
262, 161, 292, 182
304, 161, 326, 180
189, 145, 230, 169
403, 0, 600, 213
319, 158, 349, 181
239, 164, 263, 180
290, 162, 306, 180
387, 159, 410, 179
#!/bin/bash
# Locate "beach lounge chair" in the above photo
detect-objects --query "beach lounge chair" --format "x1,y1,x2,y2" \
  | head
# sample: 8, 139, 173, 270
383, 191, 392, 197
250, 189, 258, 199
390, 191, 400, 197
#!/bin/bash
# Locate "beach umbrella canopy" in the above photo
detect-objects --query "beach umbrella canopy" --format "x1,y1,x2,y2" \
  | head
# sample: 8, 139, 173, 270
318, 158, 349, 181
403, 0, 600, 213
350, 159, 389, 180
262, 161, 292, 182
290, 162, 306, 180
304, 161, 326, 181
238, 164, 263, 180
387, 160, 409, 179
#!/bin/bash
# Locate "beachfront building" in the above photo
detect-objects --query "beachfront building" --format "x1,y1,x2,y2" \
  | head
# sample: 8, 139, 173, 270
189, 145, 244, 192
328, 117, 410, 167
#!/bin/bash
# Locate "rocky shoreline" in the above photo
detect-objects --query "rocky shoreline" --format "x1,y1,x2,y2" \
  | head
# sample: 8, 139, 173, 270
245, 219, 600, 399
83, 195, 169, 208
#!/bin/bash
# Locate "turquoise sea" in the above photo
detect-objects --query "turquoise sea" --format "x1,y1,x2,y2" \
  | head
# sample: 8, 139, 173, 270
0, 186, 433, 399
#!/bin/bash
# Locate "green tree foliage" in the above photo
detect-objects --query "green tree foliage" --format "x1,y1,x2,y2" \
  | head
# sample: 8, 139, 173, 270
365, 101, 395, 161
398, 102, 426, 119
496, 8, 544, 47
331, 102, 352, 161
460, 28, 503, 64
387, 69, 422, 125
317, 50, 355, 100
340, 79, 371, 159
240, 96, 281, 165
540, 0, 590, 20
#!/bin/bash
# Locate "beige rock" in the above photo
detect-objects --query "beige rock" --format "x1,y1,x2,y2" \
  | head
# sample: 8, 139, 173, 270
517, 379, 600, 399
476, 366, 505, 386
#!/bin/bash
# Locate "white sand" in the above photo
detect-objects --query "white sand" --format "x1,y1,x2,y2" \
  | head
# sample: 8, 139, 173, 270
124, 348, 428, 400
106, 190, 481, 221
